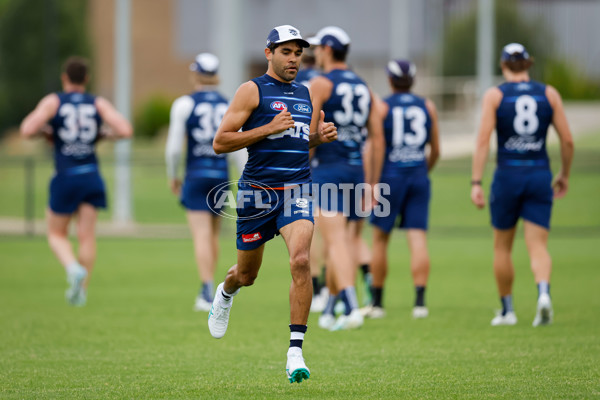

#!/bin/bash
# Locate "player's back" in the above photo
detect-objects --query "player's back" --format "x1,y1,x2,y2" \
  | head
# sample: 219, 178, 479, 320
184, 90, 229, 179
496, 80, 553, 168
242, 74, 312, 188
314, 69, 371, 167
382, 92, 431, 176
49, 92, 102, 174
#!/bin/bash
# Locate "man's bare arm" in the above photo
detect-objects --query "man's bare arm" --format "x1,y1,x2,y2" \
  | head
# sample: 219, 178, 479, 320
425, 98, 440, 172
546, 85, 574, 198
20, 94, 60, 138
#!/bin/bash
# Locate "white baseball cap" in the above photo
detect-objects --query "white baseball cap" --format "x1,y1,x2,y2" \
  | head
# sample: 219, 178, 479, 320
266, 25, 310, 48
307, 26, 351, 51
189, 53, 219, 75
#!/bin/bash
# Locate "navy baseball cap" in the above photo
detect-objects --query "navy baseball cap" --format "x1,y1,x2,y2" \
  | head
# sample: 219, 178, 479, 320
307, 26, 351, 52
266, 25, 310, 48
189, 53, 219, 75
386, 59, 416, 79
501, 43, 530, 62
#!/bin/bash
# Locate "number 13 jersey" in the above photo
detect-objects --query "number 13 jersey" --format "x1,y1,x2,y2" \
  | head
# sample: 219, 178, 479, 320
496, 81, 553, 168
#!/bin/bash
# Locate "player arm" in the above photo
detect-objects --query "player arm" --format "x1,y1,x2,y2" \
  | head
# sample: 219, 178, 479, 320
546, 85, 574, 198
165, 96, 193, 186
20, 94, 60, 138
425, 98, 440, 172
308, 76, 336, 148
95, 97, 133, 139
365, 92, 386, 187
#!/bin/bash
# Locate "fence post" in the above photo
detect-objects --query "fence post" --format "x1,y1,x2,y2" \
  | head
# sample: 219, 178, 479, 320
24, 158, 35, 237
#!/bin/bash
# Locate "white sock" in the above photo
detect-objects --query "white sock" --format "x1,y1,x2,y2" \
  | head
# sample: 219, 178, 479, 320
66, 261, 82, 273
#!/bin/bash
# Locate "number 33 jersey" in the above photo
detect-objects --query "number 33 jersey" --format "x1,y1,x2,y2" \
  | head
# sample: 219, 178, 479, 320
49, 92, 102, 173
495, 81, 553, 168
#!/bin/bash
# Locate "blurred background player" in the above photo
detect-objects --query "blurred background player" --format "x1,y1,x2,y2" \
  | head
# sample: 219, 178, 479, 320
295, 41, 320, 88
308, 26, 385, 331
366, 60, 440, 319
165, 53, 230, 312
20, 56, 133, 306
471, 43, 574, 327
208, 25, 337, 383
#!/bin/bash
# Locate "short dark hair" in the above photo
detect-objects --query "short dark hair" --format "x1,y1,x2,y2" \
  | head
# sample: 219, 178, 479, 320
62, 56, 89, 84
389, 76, 414, 91
501, 58, 534, 73
331, 47, 349, 62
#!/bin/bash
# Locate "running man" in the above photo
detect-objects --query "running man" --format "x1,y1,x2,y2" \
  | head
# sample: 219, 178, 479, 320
307, 26, 385, 331
166, 53, 229, 312
20, 56, 133, 306
208, 25, 337, 383
471, 43, 574, 326
366, 60, 440, 319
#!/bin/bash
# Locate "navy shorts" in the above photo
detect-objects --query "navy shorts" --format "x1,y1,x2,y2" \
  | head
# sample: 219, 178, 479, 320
49, 170, 107, 214
370, 170, 430, 233
312, 164, 365, 221
236, 181, 314, 251
490, 168, 553, 230
181, 177, 229, 214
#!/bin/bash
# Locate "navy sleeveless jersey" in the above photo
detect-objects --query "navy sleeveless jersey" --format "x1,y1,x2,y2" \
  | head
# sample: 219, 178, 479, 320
295, 67, 320, 88
313, 69, 371, 167
185, 90, 229, 179
496, 81, 553, 168
382, 92, 431, 175
241, 74, 312, 188
49, 92, 102, 174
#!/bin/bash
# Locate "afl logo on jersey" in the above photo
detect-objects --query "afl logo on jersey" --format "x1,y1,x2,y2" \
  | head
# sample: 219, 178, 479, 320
293, 103, 312, 114
270, 101, 287, 111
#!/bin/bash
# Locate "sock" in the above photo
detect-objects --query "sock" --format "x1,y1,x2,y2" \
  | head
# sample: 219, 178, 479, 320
500, 295, 514, 316
289, 324, 307, 350
360, 264, 370, 278
339, 287, 359, 315
322, 294, 336, 316
415, 286, 426, 307
201, 281, 214, 302
66, 261, 82, 273
219, 284, 239, 303
312, 277, 320, 296
537, 281, 550, 298
372, 286, 383, 308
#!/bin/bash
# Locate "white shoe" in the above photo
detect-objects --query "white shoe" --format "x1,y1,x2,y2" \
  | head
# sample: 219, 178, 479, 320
330, 309, 364, 331
72, 288, 87, 307
286, 347, 310, 383
363, 306, 386, 319
412, 306, 429, 319
334, 300, 345, 315
208, 283, 233, 339
310, 293, 327, 313
194, 296, 212, 312
532, 294, 553, 327
491, 310, 517, 326
318, 313, 336, 330
65, 265, 87, 305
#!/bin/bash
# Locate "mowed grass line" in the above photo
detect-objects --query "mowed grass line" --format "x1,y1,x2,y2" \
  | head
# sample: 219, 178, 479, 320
0, 233, 598, 399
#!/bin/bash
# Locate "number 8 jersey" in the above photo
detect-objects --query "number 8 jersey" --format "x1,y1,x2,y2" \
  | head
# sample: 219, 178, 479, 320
496, 81, 553, 168
49, 92, 102, 173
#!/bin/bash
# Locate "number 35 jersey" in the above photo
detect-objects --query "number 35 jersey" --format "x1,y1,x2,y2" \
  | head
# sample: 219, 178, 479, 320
313, 69, 372, 168
49, 92, 102, 173
496, 81, 553, 168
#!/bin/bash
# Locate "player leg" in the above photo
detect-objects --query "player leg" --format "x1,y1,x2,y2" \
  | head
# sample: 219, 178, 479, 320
365, 225, 390, 319
47, 208, 87, 305
491, 227, 518, 325
280, 219, 313, 383
309, 218, 327, 312
406, 229, 430, 318
524, 221, 553, 326
73, 203, 98, 305
349, 219, 373, 307
187, 210, 218, 311
208, 245, 265, 339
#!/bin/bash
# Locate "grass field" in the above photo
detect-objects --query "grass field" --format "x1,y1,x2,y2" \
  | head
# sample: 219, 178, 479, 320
1, 133, 599, 398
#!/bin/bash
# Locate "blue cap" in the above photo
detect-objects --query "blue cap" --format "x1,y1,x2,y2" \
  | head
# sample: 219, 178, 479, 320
386, 59, 416, 79
501, 43, 530, 62
189, 53, 219, 75
266, 25, 309, 48
307, 26, 351, 52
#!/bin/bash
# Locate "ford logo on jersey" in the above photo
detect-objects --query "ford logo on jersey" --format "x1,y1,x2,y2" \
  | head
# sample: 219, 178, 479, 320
293, 103, 312, 114
270, 101, 287, 111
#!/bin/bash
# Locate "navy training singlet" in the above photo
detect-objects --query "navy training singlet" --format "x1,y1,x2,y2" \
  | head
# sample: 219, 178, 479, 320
49, 92, 102, 174
313, 69, 372, 167
496, 80, 553, 168
185, 90, 229, 179
382, 92, 431, 176
295, 67, 321, 88
241, 74, 313, 188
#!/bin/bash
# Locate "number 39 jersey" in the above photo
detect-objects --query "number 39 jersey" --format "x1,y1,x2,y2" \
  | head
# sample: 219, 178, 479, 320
49, 92, 102, 173
313, 69, 371, 167
185, 90, 228, 178
382, 92, 431, 175
496, 81, 553, 168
